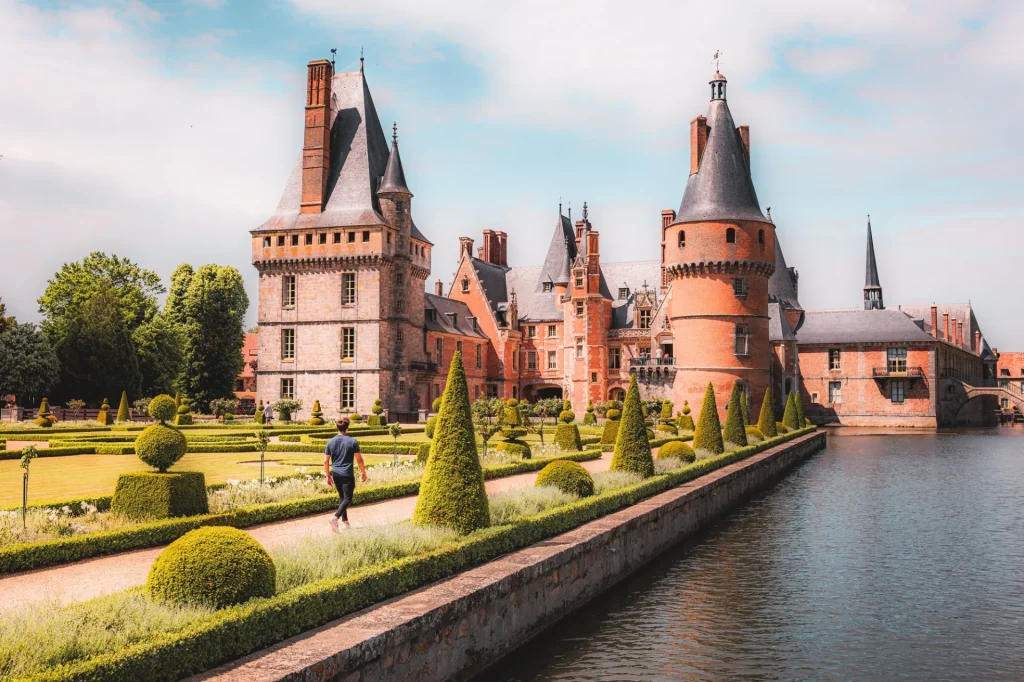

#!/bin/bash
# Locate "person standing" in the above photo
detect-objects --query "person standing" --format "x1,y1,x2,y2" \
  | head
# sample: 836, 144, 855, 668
324, 417, 367, 531
263, 401, 273, 426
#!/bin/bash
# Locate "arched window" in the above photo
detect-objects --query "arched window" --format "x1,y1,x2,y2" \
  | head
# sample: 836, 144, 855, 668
758, 229, 765, 245
678, 230, 686, 247
726, 227, 736, 244
460, 277, 470, 293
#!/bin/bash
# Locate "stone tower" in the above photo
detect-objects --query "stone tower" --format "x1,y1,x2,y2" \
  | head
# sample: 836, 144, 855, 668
663, 70, 775, 419
863, 216, 884, 310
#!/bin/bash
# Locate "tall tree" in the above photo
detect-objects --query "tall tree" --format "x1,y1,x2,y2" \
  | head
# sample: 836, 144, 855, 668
0, 323, 59, 405
0, 297, 16, 333
163, 264, 194, 326
177, 264, 248, 411
133, 313, 183, 397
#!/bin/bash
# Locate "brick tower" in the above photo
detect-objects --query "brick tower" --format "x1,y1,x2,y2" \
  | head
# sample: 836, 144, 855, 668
663, 70, 775, 419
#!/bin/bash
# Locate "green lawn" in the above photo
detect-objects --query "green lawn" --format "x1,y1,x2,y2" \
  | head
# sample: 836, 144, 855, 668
2, 451, 391, 508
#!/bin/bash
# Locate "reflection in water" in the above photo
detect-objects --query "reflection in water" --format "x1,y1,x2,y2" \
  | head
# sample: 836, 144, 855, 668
486, 430, 1024, 681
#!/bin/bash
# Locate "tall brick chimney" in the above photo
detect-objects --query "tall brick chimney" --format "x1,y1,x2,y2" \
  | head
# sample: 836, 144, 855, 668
496, 231, 508, 267
958, 321, 964, 348
301, 59, 333, 214
737, 125, 750, 167
434, 279, 444, 297
975, 330, 981, 354
943, 313, 950, 342
459, 237, 474, 259
930, 305, 938, 338
690, 116, 708, 174
661, 209, 676, 230
481, 229, 495, 264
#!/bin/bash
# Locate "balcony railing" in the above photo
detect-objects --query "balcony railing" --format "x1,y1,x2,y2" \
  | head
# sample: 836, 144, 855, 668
629, 357, 676, 368
872, 366, 925, 380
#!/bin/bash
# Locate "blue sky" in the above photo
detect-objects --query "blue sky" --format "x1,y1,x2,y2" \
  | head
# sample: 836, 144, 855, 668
1, 0, 1022, 346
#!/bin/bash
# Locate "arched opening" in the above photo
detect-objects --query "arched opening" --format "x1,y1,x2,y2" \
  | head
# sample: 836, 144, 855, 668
758, 229, 765, 248
726, 227, 736, 244
678, 230, 685, 247
609, 388, 626, 402
534, 386, 563, 401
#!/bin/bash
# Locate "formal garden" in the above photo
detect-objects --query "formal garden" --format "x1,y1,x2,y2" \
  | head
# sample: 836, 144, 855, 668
0, 350, 813, 681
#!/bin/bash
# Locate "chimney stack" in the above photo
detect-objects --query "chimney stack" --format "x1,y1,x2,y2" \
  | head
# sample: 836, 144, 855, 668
736, 125, 750, 167
496, 231, 508, 267
690, 116, 708, 175
301, 59, 333, 214
975, 330, 981, 354
459, 237, 474, 259
434, 279, 444, 297
930, 305, 938, 338
661, 209, 676, 231
481, 229, 495, 264
943, 313, 950, 342
958, 321, 964, 348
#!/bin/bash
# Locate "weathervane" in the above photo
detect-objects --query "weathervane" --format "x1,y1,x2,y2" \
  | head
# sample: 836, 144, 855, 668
392, 121, 398, 144
330, 48, 336, 68
713, 49, 722, 71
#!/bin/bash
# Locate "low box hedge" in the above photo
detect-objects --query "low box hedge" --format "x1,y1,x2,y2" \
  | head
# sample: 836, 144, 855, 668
0, 448, 604, 574
111, 472, 209, 520
17, 429, 815, 682
0, 446, 98, 460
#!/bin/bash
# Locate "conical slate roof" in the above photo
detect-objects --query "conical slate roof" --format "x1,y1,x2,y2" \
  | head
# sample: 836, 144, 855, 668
865, 218, 881, 288
378, 134, 412, 195
673, 86, 768, 225
539, 211, 576, 287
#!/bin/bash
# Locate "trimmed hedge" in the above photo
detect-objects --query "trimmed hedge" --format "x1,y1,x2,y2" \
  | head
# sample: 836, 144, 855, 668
111, 472, 209, 520
0, 446, 98, 460
600, 419, 620, 445
18, 430, 816, 682
693, 382, 725, 455
757, 387, 778, 438
554, 423, 582, 452
723, 382, 748, 448
610, 373, 654, 478
656, 440, 695, 462
535, 460, 594, 497
495, 440, 531, 459
783, 390, 800, 431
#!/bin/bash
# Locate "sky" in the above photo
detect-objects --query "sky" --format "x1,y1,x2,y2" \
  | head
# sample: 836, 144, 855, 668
1, 0, 1022, 346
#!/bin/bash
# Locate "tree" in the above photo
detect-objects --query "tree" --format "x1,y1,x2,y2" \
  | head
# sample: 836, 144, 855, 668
531, 397, 562, 444
0, 297, 16, 333
610, 374, 654, 477
132, 314, 183, 397
723, 382, 748, 447
758, 387, 778, 438
472, 397, 504, 457
163, 264, 194, 326
0, 323, 59, 405
414, 351, 490, 534
795, 382, 807, 427
176, 264, 249, 412
693, 382, 724, 455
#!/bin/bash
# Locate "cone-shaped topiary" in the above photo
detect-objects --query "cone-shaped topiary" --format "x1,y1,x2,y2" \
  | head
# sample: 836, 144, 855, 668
413, 351, 490, 534
34, 397, 53, 427
723, 383, 748, 447
757, 387, 777, 438
657, 440, 695, 462
554, 423, 582, 451
693, 383, 724, 455
782, 389, 800, 431
174, 392, 181, 409
659, 399, 673, 421
147, 527, 275, 609
255, 400, 265, 425
610, 374, 655, 477
95, 398, 113, 425
309, 399, 325, 426
600, 419, 620, 444
116, 390, 131, 423
795, 386, 807, 427
740, 393, 750, 426
583, 400, 597, 425
535, 460, 594, 497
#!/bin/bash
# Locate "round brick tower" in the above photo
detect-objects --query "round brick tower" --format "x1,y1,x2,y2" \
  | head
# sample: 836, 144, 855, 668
664, 71, 775, 419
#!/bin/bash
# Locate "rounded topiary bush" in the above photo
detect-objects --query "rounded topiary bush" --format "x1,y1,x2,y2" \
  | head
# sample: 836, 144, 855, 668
558, 409, 575, 424
148, 394, 177, 423
657, 440, 696, 462
535, 460, 594, 497
174, 399, 193, 426
350, 413, 364, 423
495, 440, 531, 459
431, 397, 442, 412
97, 398, 113, 426
136, 423, 187, 472
425, 415, 438, 439
776, 421, 788, 434
606, 408, 621, 421
745, 426, 765, 442
309, 399, 325, 426
147, 527, 275, 609
656, 423, 678, 435
34, 397, 53, 427
554, 423, 582, 451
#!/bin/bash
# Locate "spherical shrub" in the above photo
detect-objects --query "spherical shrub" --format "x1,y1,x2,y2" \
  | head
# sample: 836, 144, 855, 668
148, 395, 176, 423
425, 415, 437, 439
147, 527, 275, 609
606, 408, 621, 421
558, 409, 575, 424
776, 421, 789, 434
536, 460, 594, 497
135, 423, 187, 472
350, 413, 364, 422
506, 398, 519, 408
495, 440, 531, 459
657, 440, 695, 462
745, 426, 765, 442
431, 397, 442, 412
656, 423, 678, 435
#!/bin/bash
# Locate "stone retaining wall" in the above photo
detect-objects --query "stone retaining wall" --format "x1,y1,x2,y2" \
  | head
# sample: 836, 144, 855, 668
196, 431, 826, 682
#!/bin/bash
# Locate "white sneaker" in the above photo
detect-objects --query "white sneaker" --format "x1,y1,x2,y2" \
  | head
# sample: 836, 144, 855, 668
341, 520, 351, 530
329, 516, 339, 533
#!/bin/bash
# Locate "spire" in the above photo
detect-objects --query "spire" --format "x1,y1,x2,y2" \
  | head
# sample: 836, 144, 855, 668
573, 201, 590, 266
378, 122, 412, 196
539, 204, 576, 288
360, 46, 364, 73
864, 215, 884, 310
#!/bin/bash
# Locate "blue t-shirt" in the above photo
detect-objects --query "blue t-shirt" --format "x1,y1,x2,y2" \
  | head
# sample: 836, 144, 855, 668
325, 434, 360, 478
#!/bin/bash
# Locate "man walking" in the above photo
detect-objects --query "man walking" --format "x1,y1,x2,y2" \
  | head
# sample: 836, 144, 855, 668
324, 417, 367, 532
263, 401, 273, 426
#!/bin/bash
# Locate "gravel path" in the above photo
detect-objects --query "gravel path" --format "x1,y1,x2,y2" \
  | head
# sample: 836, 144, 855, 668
0, 452, 611, 614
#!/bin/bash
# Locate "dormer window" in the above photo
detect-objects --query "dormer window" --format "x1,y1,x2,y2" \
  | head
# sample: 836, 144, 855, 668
426, 309, 437, 322
468, 317, 478, 331
678, 231, 685, 247
618, 287, 630, 300
574, 270, 584, 289
726, 228, 736, 244
461, 277, 470, 294
446, 312, 457, 326
638, 309, 652, 329
542, 281, 553, 293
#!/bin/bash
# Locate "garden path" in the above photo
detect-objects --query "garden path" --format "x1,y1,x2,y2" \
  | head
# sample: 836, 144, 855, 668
0, 452, 612, 614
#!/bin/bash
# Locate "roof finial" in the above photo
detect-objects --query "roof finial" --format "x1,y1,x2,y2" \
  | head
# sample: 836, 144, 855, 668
713, 49, 722, 72
582, 201, 589, 223
360, 46, 364, 73
330, 48, 336, 69
392, 121, 398, 145
559, 196, 562, 215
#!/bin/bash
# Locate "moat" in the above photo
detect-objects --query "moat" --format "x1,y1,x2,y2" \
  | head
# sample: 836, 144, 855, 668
488, 428, 1024, 681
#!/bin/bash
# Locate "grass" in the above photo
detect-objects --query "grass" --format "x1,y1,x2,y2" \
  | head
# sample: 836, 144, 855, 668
488, 486, 577, 525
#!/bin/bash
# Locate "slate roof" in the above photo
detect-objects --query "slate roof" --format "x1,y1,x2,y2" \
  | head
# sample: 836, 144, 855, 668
797, 309, 937, 345
768, 302, 796, 342
899, 303, 986, 350
673, 80, 768, 225
539, 213, 577, 286
865, 218, 881, 288
767, 234, 804, 331
378, 136, 412, 196
424, 293, 487, 338
601, 261, 661, 329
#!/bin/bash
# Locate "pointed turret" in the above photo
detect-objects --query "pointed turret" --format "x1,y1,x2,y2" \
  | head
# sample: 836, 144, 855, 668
864, 215, 883, 310
539, 205, 576, 288
573, 202, 590, 267
378, 123, 412, 196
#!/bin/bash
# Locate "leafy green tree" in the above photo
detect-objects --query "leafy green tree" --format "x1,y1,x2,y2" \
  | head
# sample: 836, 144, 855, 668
693, 382, 724, 455
531, 397, 563, 444
175, 264, 249, 412
163, 264, 194, 326
758, 387, 778, 437
723, 382, 748, 447
0, 297, 16, 333
132, 313, 183, 397
0, 323, 59, 405
610, 374, 654, 477
472, 397, 504, 457
414, 351, 490, 534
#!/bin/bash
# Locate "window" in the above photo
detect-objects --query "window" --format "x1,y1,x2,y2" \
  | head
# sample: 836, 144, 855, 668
512, 349, 518, 370
1000, 369, 1010, 376
305, 234, 313, 246
609, 347, 621, 369
341, 378, 355, 409
542, 281, 554, 293
828, 381, 841, 403
282, 329, 295, 361
758, 229, 765, 246
348, 231, 356, 243
291, 234, 299, 246
591, 372, 598, 383
527, 351, 537, 370
282, 276, 296, 308
547, 351, 557, 369
829, 349, 841, 371
726, 227, 736, 244
334, 232, 341, 244
678, 231, 685, 247
575, 300, 584, 317
319, 233, 327, 245
263, 236, 271, 248
1002, 398, 1010, 410
732, 277, 749, 298
426, 309, 437, 322
362, 230, 370, 242
456, 340, 463, 353
387, 232, 391, 244
277, 235, 285, 247
547, 325, 557, 338
280, 378, 294, 399
575, 337, 584, 359
891, 379, 906, 403
486, 384, 498, 399
396, 200, 404, 212
638, 309, 652, 329
396, 299, 405, 314
512, 386, 518, 399
395, 271, 404, 286
435, 337, 443, 364
396, 328, 404, 344
887, 347, 908, 374
461, 277, 470, 293
342, 273, 356, 305
476, 344, 483, 369
528, 325, 536, 338
618, 287, 630, 300
341, 327, 355, 360
474, 385, 480, 399
575, 270, 584, 289
734, 324, 751, 356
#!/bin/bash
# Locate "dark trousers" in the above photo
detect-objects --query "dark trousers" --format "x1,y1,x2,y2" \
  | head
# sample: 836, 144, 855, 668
332, 475, 355, 521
